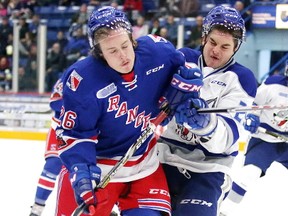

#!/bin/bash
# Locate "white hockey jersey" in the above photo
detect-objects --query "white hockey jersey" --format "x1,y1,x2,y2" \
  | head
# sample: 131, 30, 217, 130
251, 74, 288, 143
157, 48, 258, 176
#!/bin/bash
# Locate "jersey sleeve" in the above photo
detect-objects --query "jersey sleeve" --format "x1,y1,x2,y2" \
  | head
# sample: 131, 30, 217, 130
142, 34, 185, 68
56, 66, 100, 171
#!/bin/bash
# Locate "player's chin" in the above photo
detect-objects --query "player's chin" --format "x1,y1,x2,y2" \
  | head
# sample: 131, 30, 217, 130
207, 58, 221, 68
119, 65, 133, 74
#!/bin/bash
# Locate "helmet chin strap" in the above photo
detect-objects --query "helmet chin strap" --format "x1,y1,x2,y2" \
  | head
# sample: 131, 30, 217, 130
200, 42, 207, 67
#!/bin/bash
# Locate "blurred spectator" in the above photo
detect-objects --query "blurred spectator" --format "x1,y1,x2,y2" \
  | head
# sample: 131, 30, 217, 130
242, 0, 251, 8
26, 43, 37, 66
46, 42, 67, 92
0, 16, 11, 37
164, 14, 178, 46
64, 25, 89, 65
24, 46, 38, 91
158, 0, 168, 14
7, 0, 22, 16
70, 3, 89, 26
18, 66, 36, 92
88, 0, 102, 7
25, 0, 38, 14
58, 0, 72, 6
0, 2, 8, 17
0, 16, 13, 56
84, 0, 114, 7
110, 0, 119, 9
185, 15, 203, 50
51, 30, 68, 52
132, 15, 148, 39
69, 3, 89, 39
148, 17, 161, 36
159, 0, 166, 8
0, 56, 12, 91
58, 0, 84, 6
176, 0, 199, 17
234, 0, 251, 32
7, 0, 32, 20
5, 33, 14, 58
18, 31, 35, 67
29, 13, 41, 41
17, 43, 38, 92
165, 0, 177, 15
18, 16, 30, 43
123, 0, 143, 11
159, 26, 168, 39
123, 0, 143, 25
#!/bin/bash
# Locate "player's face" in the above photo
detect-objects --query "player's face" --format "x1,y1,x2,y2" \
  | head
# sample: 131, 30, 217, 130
99, 30, 135, 74
202, 29, 235, 69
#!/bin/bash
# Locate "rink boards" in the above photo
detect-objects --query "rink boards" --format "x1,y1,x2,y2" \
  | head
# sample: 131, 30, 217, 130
0, 94, 51, 141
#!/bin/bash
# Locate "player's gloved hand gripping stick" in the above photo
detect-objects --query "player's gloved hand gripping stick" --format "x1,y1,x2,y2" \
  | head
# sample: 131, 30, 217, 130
244, 113, 260, 134
72, 65, 204, 216
200, 106, 288, 142
243, 112, 288, 142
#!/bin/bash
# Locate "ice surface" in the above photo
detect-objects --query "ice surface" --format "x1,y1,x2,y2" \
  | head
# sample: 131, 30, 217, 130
1, 138, 288, 216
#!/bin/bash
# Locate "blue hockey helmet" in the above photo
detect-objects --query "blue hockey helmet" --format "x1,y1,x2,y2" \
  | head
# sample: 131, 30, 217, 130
202, 5, 246, 42
87, 6, 132, 48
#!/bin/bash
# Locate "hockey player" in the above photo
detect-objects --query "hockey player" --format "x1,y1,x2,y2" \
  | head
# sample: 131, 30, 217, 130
55, 6, 202, 216
29, 79, 63, 216
156, 5, 258, 216
220, 68, 288, 215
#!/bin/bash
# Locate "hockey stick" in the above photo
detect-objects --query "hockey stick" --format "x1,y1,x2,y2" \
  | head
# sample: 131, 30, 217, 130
197, 105, 288, 142
257, 127, 288, 143
72, 102, 171, 216
197, 105, 288, 114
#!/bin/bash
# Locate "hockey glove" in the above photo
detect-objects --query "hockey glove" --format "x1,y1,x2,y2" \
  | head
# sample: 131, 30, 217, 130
175, 98, 217, 136
244, 113, 260, 133
166, 65, 203, 108
163, 65, 203, 125
70, 163, 101, 214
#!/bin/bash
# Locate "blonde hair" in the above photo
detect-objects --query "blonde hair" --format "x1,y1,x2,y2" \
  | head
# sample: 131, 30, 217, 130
91, 26, 137, 59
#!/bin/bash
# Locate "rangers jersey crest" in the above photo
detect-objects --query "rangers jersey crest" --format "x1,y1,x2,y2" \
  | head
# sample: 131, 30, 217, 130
67, 70, 83, 91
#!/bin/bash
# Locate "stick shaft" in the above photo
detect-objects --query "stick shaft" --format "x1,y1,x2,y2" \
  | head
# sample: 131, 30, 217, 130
197, 105, 288, 114
257, 127, 288, 143
72, 105, 170, 216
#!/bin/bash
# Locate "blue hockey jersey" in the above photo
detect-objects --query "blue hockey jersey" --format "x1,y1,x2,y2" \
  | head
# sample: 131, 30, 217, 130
57, 35, 185, 182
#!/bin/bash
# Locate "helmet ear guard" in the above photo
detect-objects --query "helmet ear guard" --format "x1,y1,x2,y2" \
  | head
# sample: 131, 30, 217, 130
202, 5, 246, 44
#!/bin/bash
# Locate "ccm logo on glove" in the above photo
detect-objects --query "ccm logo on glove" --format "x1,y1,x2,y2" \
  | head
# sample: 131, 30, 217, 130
171, 73, 202, 93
